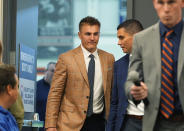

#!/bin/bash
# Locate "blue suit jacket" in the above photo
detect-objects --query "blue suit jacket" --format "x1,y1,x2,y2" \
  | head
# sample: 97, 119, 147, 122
106, 54, 129, 131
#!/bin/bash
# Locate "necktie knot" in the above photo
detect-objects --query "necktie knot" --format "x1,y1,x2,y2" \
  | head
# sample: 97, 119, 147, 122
165, 30, 174, 39
89, 54, 94, 59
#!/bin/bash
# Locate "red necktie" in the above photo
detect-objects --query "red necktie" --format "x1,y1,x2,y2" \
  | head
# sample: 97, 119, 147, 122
160, 30, 174, 118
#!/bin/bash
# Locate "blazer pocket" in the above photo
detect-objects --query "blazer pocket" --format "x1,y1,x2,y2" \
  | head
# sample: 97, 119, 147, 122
61, 105, 75, 112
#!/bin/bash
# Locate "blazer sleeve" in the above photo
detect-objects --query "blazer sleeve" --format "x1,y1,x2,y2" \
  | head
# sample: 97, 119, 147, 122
125, 35, 144, 100
45, 54, 67, 128
106, 62, 118, 131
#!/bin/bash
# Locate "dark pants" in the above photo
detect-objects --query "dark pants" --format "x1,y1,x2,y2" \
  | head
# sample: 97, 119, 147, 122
121, 115, 142, 131
80, 113, 105, 131
153, 113, 184, 131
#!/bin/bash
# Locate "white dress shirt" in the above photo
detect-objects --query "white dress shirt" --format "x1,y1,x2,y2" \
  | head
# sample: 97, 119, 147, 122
81, 45, 104, 114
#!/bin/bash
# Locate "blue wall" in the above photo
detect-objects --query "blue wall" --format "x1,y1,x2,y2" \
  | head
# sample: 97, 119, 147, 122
16, 0, 38, 86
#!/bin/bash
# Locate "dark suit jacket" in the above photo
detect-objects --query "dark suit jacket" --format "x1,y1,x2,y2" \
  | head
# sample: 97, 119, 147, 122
106, 54, 129, 131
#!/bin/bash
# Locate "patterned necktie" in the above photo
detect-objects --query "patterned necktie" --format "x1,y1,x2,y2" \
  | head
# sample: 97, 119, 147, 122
87, 54, 95, 117
160, 30, 174, 118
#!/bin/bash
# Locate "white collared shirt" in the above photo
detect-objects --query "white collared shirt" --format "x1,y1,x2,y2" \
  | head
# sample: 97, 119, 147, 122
127, 54, 144, 116
127, 100, 144, 116
81, 44, 104, 114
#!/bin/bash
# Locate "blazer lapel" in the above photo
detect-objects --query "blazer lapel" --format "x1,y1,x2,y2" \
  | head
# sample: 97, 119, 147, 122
152, 23, 162, 79
73, 46, 89, 86
177, 26, 184, 80
98, 50, 107, 94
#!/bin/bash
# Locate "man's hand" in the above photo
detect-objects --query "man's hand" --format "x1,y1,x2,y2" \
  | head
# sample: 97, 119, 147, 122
130, 82, 148, 100
46, 128, 57, 131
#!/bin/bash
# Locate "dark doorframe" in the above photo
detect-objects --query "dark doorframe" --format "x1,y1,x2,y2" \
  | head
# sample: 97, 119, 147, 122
3, 0, 17, 64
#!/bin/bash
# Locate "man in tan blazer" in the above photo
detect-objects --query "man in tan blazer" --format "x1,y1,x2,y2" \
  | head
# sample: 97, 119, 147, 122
45, 16, 114, 131
125, 0, 184, 131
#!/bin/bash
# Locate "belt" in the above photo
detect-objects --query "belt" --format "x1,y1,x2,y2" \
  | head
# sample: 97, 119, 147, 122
91, 113, 103, 117
160, 113, 184, 122
126, 114, 143, 120
87, 112, 104, 118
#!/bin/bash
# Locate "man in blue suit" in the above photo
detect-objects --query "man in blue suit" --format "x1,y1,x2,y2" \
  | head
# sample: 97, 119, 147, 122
106, 19, 143, 131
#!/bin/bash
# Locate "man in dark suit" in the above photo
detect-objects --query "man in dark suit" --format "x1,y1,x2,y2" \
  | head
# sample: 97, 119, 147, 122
36, 62, 56, 131
125, 0, 184, 131
106, 19, 143, 131
45, 16, 114, 131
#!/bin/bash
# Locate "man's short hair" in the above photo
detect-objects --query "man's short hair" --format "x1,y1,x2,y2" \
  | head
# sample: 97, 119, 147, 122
0, 64, 16, 94
46, 62, 56, 70
79, 16, 101, 31
117, 19, 143, 35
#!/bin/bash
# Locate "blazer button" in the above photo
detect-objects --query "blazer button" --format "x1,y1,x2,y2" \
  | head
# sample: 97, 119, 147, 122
84, 111, 87, 114
86, 96, 89, 99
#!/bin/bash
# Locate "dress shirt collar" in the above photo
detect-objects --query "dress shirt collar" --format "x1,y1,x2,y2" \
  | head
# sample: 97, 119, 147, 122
129, 53, 132, 60
159, 20, 183, 37
81, 44, 98, 59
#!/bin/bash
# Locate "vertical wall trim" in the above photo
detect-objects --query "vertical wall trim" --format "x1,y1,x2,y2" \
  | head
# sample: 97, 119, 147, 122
0, 0, 3, 41
126, 0, 134, 19
2, 0, 17, 64
3, 0, 10, 63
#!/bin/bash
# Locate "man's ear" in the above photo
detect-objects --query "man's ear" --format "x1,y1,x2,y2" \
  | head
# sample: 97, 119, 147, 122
152, 0, 156, 9
78, 32, 82, 40
182, 0, 184, 8
6, 85, 13, 96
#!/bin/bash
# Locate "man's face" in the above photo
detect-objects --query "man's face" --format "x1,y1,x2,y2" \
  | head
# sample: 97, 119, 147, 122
45, 64, 56, 84
78, 24, 100, 53
153, 0, 184, 28
117, 28, 133, 54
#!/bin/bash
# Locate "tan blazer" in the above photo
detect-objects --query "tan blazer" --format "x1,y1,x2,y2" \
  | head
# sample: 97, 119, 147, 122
125, 22, 184, 131
45, 46, 114, 131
